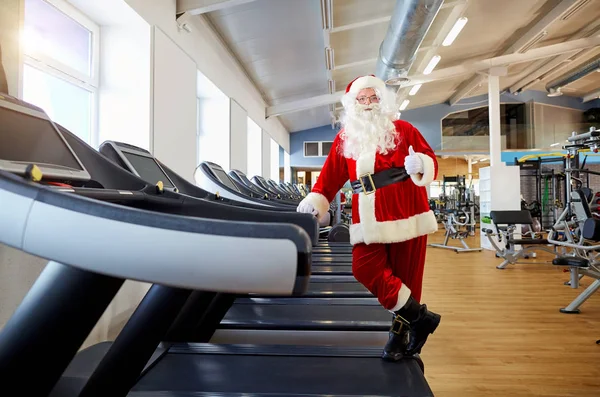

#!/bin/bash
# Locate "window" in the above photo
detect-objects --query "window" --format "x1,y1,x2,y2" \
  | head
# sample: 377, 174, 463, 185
247, 118, 262, 178
441, 104, 529, 150
270, 138, 279, 182
197, 71, 229, 168
22, 0, 99, 146
304, 141, 333, 157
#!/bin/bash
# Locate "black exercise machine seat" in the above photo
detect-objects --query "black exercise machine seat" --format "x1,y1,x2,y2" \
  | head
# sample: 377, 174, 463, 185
490, 210, 548, 245
0, 170, 311, 296
552, 257, 589, 268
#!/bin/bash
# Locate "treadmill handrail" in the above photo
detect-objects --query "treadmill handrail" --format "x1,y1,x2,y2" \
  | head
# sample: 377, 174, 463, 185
0, 170, 311, 296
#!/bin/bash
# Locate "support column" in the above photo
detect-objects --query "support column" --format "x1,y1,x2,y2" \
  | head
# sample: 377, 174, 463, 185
487, 67, 506, 167
467, 156, 473, 181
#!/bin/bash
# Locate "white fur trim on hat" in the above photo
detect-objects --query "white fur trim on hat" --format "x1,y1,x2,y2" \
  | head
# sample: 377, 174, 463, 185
348, 76, 386, 95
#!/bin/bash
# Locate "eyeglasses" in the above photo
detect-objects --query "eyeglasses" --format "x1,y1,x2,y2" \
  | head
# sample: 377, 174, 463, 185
356, 95, 379, 104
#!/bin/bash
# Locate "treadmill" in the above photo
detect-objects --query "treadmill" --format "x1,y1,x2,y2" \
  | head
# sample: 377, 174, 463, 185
200, 161, 353, 248
100, 141, 352, 261
0, 94, 433, 396
93, 141, 392, 336
228, 169, 352, 251
196, 161, 300, 208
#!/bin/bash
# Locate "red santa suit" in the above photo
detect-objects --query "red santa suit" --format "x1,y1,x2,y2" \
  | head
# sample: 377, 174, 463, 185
299, 75, 438, 317
303, 119, 438, 309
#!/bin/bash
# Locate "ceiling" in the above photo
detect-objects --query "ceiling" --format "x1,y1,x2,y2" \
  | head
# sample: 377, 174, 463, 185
184, 0, 600, 133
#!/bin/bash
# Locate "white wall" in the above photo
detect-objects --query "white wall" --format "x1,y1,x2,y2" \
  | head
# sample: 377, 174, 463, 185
262, 130, 271, 178
229, 99, 247, 172
98, 17, 151, 149
152, 26, 197, 182
124, 0, 290, 153
284, 151, 291, 183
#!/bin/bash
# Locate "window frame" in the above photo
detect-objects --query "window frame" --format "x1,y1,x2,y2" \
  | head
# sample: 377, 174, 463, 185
303, 141, 333, 157
20, 0, 100, 146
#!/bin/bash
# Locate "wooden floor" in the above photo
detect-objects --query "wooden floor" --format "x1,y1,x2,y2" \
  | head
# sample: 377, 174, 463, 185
421, 230, 600, 397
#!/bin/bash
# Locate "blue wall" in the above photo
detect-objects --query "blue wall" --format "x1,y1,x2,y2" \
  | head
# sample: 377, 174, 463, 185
289, 90, 600, 167
290, 124, 340, 167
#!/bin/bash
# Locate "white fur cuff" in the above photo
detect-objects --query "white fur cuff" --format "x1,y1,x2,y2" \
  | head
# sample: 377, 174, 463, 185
410, 153, 435, 187
390, 283, 412, 312
303, 192, 330, 222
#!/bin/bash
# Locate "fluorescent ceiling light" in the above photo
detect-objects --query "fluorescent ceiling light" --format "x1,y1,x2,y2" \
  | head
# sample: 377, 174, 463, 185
442, 17, 468, 47
409, 84, 422, 96
423, 55, 441, 75
399, 99, 410, 110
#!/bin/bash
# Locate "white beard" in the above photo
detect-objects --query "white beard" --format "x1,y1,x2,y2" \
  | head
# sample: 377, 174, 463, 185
339, 103, 398, 160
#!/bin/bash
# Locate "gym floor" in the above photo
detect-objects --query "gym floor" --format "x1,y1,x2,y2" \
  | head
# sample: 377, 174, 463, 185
422, 230, 600, 397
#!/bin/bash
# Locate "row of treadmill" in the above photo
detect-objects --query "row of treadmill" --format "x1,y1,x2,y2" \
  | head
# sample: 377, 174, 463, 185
0, 94, 435, 396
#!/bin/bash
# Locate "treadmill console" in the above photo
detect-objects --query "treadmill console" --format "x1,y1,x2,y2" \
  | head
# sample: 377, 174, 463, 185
101, 141, 178, 192
206, 163, 241, 193
0, 94, 91, 182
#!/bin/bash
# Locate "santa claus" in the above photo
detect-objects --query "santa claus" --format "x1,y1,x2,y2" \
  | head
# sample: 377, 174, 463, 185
297, 75, 441, 361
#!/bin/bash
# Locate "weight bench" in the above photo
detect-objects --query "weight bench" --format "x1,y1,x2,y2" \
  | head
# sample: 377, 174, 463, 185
551, 217, 600, 314
482, 210, 557, 269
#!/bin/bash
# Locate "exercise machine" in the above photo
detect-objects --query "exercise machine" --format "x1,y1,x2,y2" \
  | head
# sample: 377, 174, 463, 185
428, 209, 481, 253
0, 94, 434, 396
547, 127, 600, 314
482, 210, 556, 269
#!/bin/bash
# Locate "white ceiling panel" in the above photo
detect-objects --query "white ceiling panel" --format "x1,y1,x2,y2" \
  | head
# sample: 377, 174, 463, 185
196, 0, 600, 133
332, 0, 396, 27
329, 22, 389, 66
281, 105, 333, 132
206, 0, 329, 103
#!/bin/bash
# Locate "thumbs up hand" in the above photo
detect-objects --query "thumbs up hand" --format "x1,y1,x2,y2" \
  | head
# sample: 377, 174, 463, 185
404, 145, 424, 175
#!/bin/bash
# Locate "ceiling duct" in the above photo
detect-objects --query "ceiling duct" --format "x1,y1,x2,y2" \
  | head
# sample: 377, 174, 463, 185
545, 54, 600, 97
376, 0, 444, 86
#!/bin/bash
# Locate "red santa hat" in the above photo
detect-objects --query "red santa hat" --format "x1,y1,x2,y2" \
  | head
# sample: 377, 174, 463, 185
345, 75, 387, 95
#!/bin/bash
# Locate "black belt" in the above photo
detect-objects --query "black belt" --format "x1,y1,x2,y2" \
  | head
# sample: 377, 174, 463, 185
351, 167, 409, 195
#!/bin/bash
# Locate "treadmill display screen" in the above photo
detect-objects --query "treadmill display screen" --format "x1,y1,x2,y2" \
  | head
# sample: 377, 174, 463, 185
0, 106, 83, 170
241, 174, 263, 194
123, 152, 175, 188
211, 168, 239, 192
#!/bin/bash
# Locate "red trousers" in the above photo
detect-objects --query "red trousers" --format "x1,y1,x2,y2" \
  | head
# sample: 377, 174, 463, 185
352, 235, 428, 310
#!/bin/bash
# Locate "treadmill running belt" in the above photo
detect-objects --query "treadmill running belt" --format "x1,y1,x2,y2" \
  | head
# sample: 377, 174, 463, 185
133, 344, 434, 397
313, 256, 352, 263
222, 302, 391, 331
312, 264, 351, 275
304, 283, 371, 297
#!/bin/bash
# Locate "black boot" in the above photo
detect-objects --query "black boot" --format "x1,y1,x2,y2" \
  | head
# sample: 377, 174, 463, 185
381, 314, 410, 362
395, 296, 441, 356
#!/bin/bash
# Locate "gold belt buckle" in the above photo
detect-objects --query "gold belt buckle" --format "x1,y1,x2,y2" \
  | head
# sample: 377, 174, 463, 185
359, 172, 376, 195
